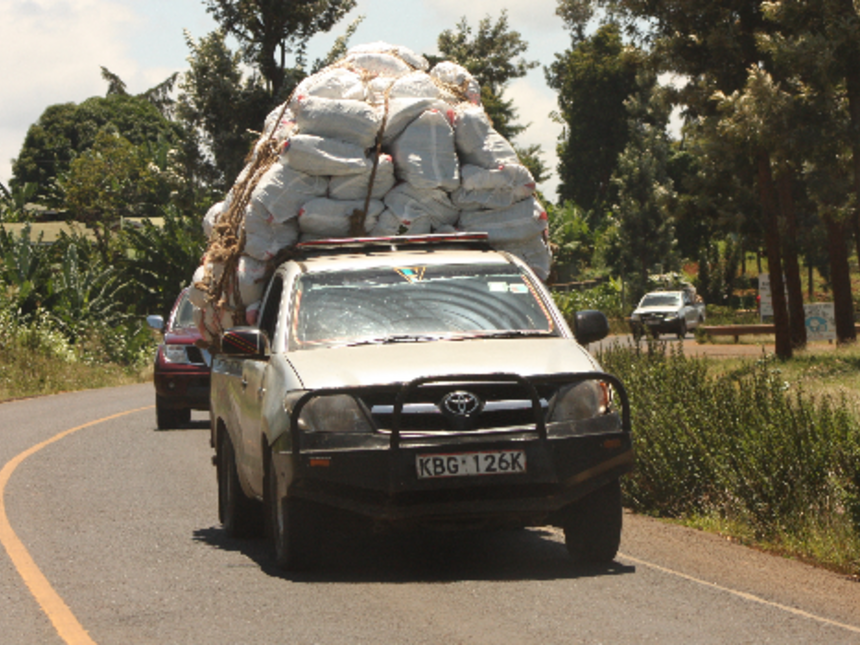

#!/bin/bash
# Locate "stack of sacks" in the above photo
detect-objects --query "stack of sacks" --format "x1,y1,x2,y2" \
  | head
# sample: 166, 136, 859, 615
191, 42, 551, 343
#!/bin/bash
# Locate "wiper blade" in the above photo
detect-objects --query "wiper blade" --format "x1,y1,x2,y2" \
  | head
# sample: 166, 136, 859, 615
472, 330, 554, 339
340, 334, 447, 347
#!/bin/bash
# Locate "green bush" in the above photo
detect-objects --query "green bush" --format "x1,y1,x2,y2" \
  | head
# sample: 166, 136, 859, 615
600, 341, 860, 573
553, 280, 624, 323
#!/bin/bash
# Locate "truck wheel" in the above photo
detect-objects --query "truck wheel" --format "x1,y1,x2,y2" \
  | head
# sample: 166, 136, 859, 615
562, 479, 623, 563
677, 319, 687, 339
217, 432, 263, 538
268, 451, 318, 571
155, 395, 189, 430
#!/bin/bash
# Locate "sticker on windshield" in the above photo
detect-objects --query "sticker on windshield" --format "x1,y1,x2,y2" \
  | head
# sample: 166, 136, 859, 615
395, 267, 426, 283
488, 282, 509, 292
509, 284, 529, 294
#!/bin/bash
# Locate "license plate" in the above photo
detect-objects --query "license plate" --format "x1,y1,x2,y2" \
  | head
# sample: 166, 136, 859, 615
416, 450, 527, 479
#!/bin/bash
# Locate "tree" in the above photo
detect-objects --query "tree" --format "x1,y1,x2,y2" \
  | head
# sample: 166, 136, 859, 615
434, 12, 547, 184
203, 0, 356, 102
176, 30, 272, 189
606, 75, 678, 301
546, 23, 644, 220
12, 94, 182, 200
61, 129, 171, 262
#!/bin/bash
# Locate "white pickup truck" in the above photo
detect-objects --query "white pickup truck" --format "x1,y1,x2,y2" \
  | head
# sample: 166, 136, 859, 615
629, 289, 706, 339
209, 233, 633, 570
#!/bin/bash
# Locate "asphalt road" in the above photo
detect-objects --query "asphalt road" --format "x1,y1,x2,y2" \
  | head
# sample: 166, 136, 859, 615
2, 383, 859, 644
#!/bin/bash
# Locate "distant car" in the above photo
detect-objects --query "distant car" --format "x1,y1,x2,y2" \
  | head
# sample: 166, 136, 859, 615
147, 288, 211, 429
629, 289, 706, 339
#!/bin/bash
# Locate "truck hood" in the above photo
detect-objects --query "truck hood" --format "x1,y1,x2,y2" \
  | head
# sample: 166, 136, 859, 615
286, 338, 601, 390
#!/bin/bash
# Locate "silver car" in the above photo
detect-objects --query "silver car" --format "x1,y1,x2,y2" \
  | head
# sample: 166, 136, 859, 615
210, 234, 633, 570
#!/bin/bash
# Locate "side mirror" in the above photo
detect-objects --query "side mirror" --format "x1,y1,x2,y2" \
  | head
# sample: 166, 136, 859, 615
221, 327, 271, 359
574, 310, 609, 345
146, 315, 164, 332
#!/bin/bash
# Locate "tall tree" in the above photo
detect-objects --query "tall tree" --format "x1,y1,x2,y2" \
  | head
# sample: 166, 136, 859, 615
607, 74, 678, 301
546, 23, 644, 220
203, 0, 356, 102
176, 30, 272, 190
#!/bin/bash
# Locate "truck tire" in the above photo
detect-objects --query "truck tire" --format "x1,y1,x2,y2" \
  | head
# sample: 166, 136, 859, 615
268, 451, 318, 571
218, 432, 263, 538
562, 479, 623, 563
155, 395, 190, 430
677, 319, 687, 339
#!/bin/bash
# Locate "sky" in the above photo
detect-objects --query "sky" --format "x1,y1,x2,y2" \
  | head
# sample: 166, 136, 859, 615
0, 0, 573, 199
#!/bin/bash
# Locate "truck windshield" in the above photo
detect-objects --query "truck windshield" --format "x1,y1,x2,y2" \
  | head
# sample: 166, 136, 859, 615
290, 263, 558, 349
640, 293, 681, 308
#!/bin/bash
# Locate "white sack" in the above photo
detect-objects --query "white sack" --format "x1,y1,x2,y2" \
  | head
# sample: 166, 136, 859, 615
382, 97, 450, 145
251, 161, 329, 223
237, 255, 269, 305
347, 42, 428, 71
430, 61, 481, 104
495, 235, 552, 281
383, 183, 460, 231
452, 163, 536, 210
297, 198, 385, 237
282, 134, 371, 176
329, 154, 395, 201
389, 71, 442, 99
457, 197, 548, 246
390, 109, 460, 191
243, 211, 300, 262
345, 52, 411, 77
293, 95, 382, 149
293, 68, 366, 102
203, 201, 226, 239
454, 105, 520, 168
369, 208, 433, 237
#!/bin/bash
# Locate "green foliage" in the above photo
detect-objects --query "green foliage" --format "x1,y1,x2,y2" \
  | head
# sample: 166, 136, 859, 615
547, 201, 596, 278
11, 94, 181, 195
0, 224, 52, 318
203, 0, 356, 101
553, 280, 624, 322
177, 30, 274, 189
121, 207, 207, 319
601, 343, 860, 573
547, 23, 644, 215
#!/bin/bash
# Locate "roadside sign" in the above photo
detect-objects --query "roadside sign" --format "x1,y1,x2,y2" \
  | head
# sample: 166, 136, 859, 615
804, 303, 836, 341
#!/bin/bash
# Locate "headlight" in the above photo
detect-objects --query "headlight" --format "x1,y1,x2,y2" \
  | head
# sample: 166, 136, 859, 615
630, 313, 640, 322
548, 380, 610, 423
163, 344, 190, 364
286, 392, 373, 433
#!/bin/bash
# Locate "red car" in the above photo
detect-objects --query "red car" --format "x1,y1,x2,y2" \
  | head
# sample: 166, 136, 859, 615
147, 288, 211, 429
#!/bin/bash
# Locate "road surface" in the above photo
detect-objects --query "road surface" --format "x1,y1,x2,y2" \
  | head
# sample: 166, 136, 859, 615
2, 384, 859, 644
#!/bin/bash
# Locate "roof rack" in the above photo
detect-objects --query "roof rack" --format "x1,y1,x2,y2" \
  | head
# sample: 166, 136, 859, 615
294, 232, 492, 256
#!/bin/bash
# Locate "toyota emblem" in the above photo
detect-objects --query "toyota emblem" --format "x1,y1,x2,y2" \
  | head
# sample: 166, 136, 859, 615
440, 391, 483, 418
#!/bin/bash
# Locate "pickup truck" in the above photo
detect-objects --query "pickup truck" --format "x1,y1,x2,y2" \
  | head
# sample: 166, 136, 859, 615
209, 233, 633, 570
629, 289, 706, 339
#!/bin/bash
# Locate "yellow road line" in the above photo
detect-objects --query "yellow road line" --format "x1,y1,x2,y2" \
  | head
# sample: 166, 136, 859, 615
0, 407, 152, 645
618, 552, 860, 635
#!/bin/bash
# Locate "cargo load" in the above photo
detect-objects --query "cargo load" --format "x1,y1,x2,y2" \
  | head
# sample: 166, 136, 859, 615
193, 42, 551, 345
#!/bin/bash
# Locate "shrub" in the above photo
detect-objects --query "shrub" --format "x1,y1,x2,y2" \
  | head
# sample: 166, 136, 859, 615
600, 341, 860, 573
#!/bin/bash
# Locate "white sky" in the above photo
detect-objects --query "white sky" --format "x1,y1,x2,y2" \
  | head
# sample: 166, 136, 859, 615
0, 0, 571, 198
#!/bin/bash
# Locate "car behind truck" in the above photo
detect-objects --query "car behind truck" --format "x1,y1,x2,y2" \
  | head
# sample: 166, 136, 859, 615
210, 233, 633, 570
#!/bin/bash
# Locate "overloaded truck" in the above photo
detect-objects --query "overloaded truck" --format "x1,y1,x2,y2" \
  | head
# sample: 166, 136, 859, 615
188, 42, 633, 570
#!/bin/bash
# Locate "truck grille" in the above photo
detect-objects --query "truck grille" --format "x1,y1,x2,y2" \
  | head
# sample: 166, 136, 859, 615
359, 382, 555, 435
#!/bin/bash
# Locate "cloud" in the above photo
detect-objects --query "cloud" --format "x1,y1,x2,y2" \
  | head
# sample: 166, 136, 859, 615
0, 0, 141, 182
